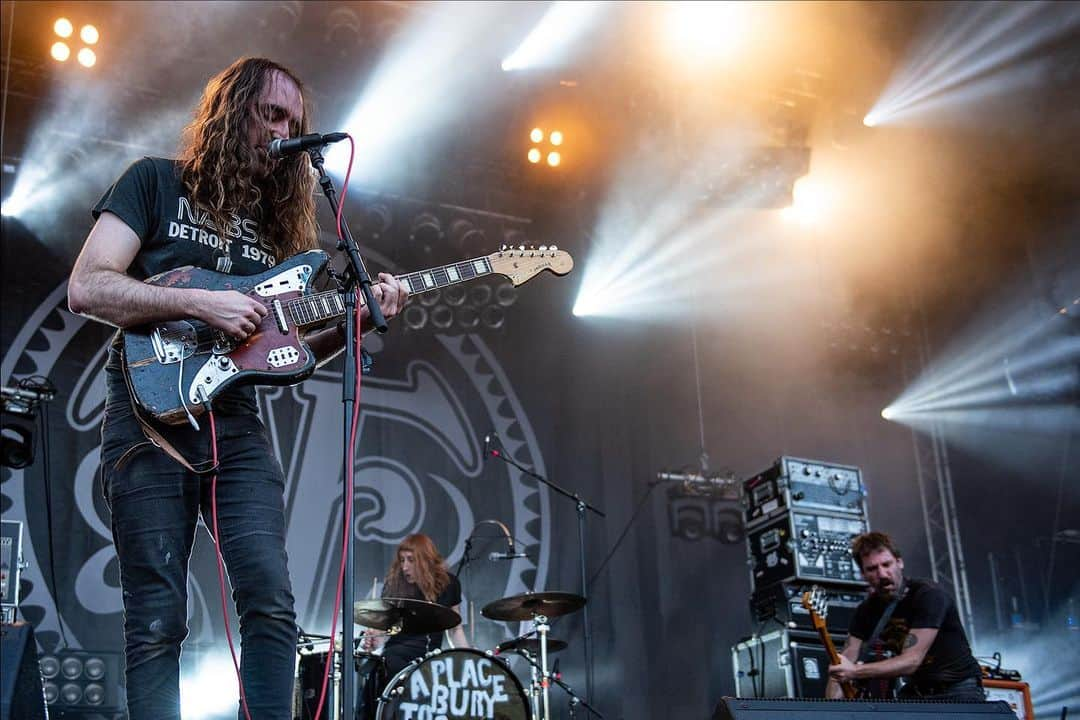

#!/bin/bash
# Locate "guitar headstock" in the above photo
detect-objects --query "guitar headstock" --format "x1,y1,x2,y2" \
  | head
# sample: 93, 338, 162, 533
488, 245, 574, 286
800, 586, 830, 628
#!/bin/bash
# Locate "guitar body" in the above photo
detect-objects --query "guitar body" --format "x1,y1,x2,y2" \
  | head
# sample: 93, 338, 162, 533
123, 251, 327, 425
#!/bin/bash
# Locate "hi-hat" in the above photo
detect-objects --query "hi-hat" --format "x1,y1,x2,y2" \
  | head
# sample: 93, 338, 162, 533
497, 636, 568, 656
353, 597, 461, 634
481, 591, 586, 622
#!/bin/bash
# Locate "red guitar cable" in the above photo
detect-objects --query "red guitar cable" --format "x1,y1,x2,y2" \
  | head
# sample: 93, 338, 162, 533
208, 409, 253, 720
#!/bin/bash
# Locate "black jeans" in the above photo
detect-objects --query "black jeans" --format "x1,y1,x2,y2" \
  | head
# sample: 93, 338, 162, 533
102, 401, 297, 720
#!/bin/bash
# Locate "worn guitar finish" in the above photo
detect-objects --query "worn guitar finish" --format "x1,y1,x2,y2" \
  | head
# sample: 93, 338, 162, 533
123, 247, 573, 425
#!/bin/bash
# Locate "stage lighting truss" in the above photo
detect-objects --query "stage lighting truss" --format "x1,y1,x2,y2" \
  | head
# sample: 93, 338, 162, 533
51, 17, 99, 68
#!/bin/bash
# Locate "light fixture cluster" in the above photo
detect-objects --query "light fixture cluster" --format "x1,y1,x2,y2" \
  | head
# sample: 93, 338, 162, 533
527, 127, 563, 167
51, 17, 99, 68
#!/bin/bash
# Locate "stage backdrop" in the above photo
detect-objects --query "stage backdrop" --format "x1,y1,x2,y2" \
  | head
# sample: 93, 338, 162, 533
0, 211, 1009, 719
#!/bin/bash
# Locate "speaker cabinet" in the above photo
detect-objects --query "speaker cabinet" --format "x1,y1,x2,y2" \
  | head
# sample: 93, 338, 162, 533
1, 622, 47, 720
713, 697, 1016, 719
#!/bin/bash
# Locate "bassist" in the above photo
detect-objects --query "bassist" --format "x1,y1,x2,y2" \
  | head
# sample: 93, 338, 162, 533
826, 531, 984, 702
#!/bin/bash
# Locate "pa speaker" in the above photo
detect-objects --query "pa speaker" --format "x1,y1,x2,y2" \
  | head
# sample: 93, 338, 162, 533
1, 622, 47, 720
712, 698, 1015, 720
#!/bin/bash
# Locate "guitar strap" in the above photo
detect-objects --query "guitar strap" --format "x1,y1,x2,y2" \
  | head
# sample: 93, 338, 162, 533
858, 582, 905, 663
121, 344, 218, 475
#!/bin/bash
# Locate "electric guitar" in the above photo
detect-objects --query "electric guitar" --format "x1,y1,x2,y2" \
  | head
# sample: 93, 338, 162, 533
801, 586, 859, 699
122, 246, 573, 425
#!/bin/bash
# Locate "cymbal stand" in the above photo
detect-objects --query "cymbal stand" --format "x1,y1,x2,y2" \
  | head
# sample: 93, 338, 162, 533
521, 648, 541, 720
536, 613, 551, 720
515, 645, 604, 720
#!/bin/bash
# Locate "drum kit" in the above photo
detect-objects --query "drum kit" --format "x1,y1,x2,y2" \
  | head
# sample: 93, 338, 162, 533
294, 590, 592, 720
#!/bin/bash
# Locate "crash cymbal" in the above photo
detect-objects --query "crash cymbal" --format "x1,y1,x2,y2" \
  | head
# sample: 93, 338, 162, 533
496, 636, 568, 656
353, 597, 461, 634
481, 591, 586, 622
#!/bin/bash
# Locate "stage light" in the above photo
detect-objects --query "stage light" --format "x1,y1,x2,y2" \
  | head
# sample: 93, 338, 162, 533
447, 218, 485, 251
457, 306, 480, 330
80, 24, 99, 44
864, 3, 1080, 127
1, 424, 34, 469
443, 285, 467, 307
51, 42, 71, 62
54, 18, 73, 38
403, 305, 428, 331
863, 113, 879, 128
409, 212, 442, 245
549, 130, 563, 146
501, 1, 607, 71
881, 407, 895, 420
77, 47, 96, 68
782, 175, 828, 225
430, 305, 454, 330
664, 2, 751, 63
547, 151, 561, 167
495, 281, 518, 307
527, 148, 541, 164
530, 127, 544, 143
481, 305, 505, 330
363, 203, 392, 236
468, 284, 492, 306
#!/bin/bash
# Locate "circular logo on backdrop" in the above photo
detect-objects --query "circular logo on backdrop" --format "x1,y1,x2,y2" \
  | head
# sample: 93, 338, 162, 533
2, 281, 550, 653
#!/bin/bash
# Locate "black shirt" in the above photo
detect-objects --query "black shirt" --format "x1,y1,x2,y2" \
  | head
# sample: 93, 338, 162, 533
849, 578, 981, 686
382, 574, 462, 659
93, 157, 280, 417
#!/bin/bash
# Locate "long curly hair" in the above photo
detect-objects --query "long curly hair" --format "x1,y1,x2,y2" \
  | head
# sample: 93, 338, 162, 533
383, 534, 451, 603
178, 57, 317, 261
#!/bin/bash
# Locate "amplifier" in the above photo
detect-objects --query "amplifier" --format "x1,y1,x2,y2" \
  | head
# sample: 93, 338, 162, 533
1, 521, 24, 609
750, 582, 862, 632
731, 628, 843, 700
743, 457, 867, 528
982, 679, 1033, 720
747, 511, 868, 591
713, 698, 1015, 719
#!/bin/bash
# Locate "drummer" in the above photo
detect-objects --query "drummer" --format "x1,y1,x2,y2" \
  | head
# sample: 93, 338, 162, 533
363, 533, 468, 677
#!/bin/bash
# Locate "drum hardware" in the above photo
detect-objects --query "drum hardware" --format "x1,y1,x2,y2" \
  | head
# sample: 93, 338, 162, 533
353, 596, 462, 635
482, 591, 587, 720
514, 646, 604, 720
497, 635, 569, 655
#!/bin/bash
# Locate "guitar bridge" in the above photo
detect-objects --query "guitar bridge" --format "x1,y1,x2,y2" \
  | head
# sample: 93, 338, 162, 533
150, 322, 197, 364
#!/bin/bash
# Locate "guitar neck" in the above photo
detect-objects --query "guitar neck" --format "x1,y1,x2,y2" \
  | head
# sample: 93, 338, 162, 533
288, 255, 496, 329
812, 616, 858, 699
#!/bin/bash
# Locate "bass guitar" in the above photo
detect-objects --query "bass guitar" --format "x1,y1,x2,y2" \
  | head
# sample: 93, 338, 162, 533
801, 586, 859, 699
123, 246, 573, 425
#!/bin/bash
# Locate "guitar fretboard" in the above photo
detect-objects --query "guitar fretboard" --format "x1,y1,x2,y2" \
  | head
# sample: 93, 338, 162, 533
287, 256, 494, 328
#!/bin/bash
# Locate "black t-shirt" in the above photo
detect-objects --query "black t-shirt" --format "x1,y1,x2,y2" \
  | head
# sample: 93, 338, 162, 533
849, 578, 981, 686
93, 157, 281, 417
382, 573, 462, 659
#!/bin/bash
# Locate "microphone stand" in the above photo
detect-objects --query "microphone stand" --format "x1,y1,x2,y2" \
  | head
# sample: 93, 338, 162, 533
306, 145, 388, 720
486, 445, 604, 704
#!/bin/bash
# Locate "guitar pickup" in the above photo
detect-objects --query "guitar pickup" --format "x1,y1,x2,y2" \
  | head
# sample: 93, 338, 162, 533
272, 299, 288, 333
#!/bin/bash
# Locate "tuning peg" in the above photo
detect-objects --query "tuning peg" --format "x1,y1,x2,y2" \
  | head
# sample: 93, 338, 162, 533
539, 245, 548, 252
518, 245, 525, 252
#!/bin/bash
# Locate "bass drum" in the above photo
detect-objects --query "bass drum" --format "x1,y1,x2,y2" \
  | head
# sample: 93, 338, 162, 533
376, 648, 530, 720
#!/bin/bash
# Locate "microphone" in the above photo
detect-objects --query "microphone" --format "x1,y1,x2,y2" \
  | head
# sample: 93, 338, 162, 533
267, 132, 348, 159
488, 551, 529, 561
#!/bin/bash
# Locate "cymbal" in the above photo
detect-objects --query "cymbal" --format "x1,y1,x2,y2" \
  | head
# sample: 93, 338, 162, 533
353, 597, 461, 634
497, 636, 568, 656
481, 591, 586, 622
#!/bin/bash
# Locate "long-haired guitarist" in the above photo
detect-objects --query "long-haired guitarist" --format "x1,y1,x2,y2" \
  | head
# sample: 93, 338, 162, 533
67, 57, 407, 720
826, 531, 984, 702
